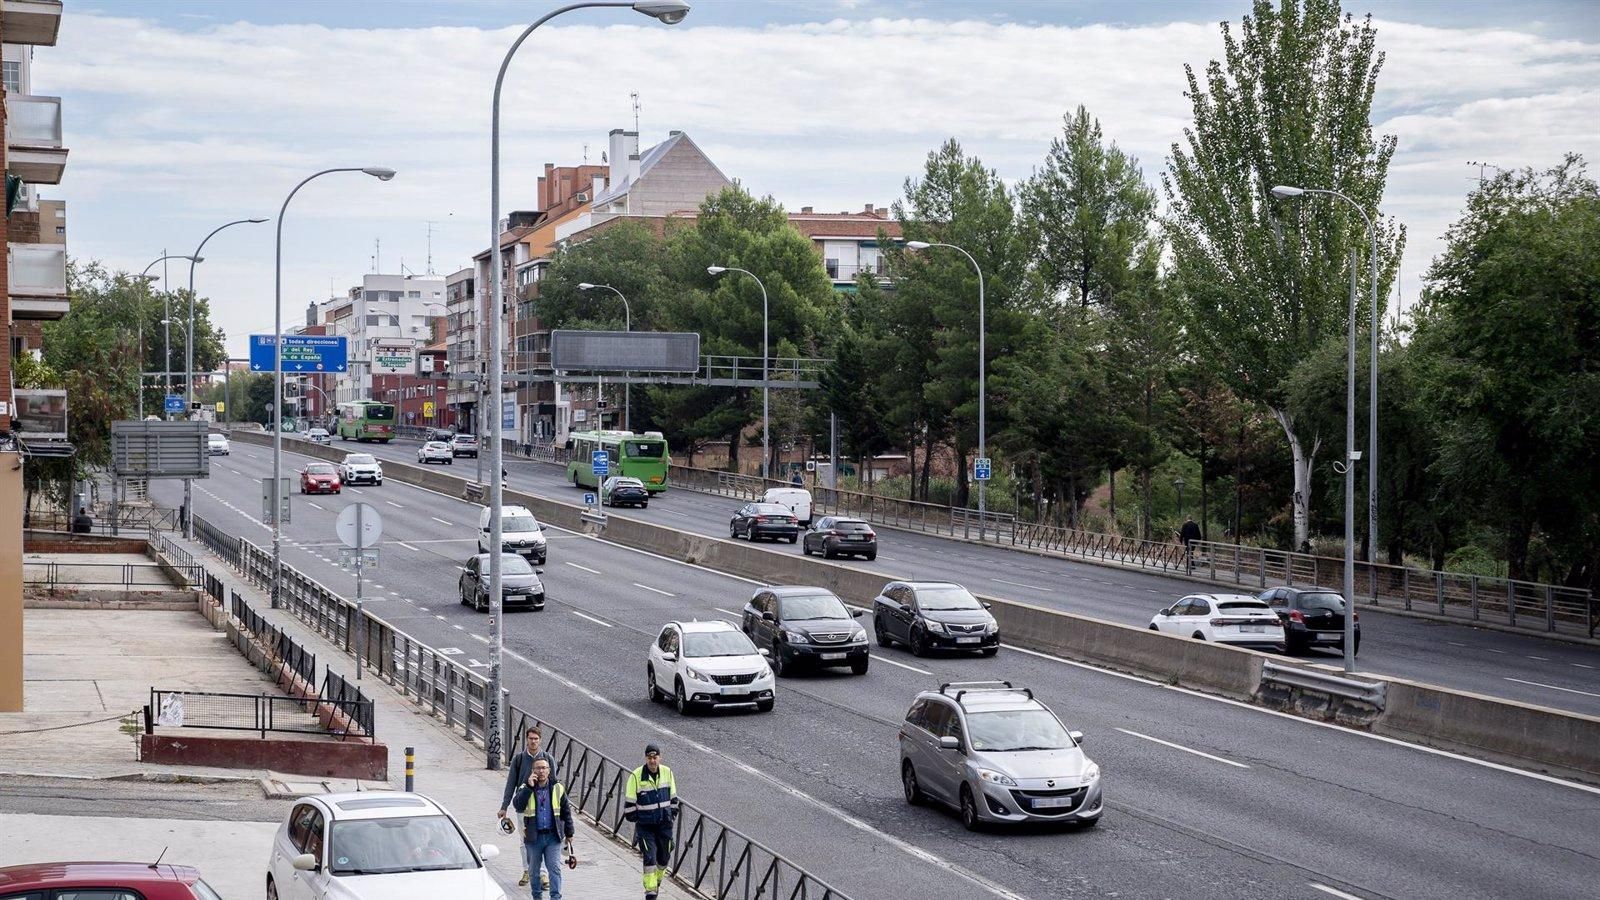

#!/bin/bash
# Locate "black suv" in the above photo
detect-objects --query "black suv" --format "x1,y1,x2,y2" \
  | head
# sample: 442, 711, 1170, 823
742, 586, 869, 676
1257, 586, 1360, 655
873, 581, 999, 657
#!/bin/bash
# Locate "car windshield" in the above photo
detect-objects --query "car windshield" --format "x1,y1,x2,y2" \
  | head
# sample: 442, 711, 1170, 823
782, 593, 851, 620
612, 479, 644, 489
209, 434, 226, 442
490, 555, 534, 575
966, 709, 1075, 752
1299, 592, 1347, 613
1218, 600, 1271, 612
501, 517, 540, 533
346, 455, 376, 465
327, 814, 478, 875
751, 504, 791, 516
625, 440, 665, 458
917, 586, 982, 611
682, 630, 758, 658
306, 464, 336, 475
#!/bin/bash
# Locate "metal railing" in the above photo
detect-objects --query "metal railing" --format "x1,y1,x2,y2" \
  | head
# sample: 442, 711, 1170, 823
146, 688, 368, 740
1191, 540, 1598, 637
232, 591, 319, 689
321, 669, 377, 740
24, 560, 198, 589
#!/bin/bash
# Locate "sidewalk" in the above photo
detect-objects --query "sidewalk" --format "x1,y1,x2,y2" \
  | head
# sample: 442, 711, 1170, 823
172, 529, 690, 899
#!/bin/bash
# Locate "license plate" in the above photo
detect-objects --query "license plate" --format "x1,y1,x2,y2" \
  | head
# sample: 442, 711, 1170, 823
721, 686, 748, 695
1033, 796, 1075, 809
848, 536, 865, 541
1240, 624, 1265, 633
820, 652, 846, 660
956, 636, 980, 644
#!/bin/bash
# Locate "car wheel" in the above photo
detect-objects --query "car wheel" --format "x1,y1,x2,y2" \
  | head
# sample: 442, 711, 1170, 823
267, 877, 280, 900
960, 786, 982, 832
902, 762, 923, 806
731, 524, 740, 539
823, 543, 836, 559
1148, 623, 1159, 630
674, 679, 691, 715
647, 667, 661, 703
909, 628, 929, 658
1192, 631, 1206, 641
757, 697, 774, 712
874, 616, 893, 648
981, 647, 999, 657
865, 553, 877, 561
747, 528, 758, 543
641, 502, 648, 508
787, 535, 798, 544
850, 657, 869, 676
771, 648, 789, 678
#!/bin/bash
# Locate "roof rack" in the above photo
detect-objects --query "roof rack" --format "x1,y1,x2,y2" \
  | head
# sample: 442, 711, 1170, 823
938, 681, 1033, 704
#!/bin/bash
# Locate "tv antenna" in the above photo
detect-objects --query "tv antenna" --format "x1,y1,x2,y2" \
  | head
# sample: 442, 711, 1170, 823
425, 217, 451, 275
1467, 160, 1501, 188
631, 90, 641, 136
371, 237, 380, 274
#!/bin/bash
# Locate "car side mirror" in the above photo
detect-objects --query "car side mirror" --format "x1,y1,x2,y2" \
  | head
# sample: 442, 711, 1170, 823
937, 736, 960, 752
1159, 608, 1172, 617
291, 853, 318, 872
761, 611, 775, 622
534, 569, 544, 576
479, 843, 501, 860
850, 608, 865, 618
981, 602, 993, 610
758, 648, 771, 658
1069, 730, 1085, 745
662, 653, 676, 662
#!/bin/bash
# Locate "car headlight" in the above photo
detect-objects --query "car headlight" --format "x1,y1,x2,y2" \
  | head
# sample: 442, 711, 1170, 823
783, 630, 808, 644
977, 768, 1017, 787
1081, 762, 1100, 784
850, 627, 867, 642
686, 667, 710, 682
924, 621, 948, 634
758, 664, 772, 678
986, 621, 1000, 634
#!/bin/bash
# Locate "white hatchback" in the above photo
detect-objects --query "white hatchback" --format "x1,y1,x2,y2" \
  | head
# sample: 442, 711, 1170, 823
1149, 593, 1285, 651
417, 441, 455, 465
267, 792, 504, 900
647, 620, 774, 715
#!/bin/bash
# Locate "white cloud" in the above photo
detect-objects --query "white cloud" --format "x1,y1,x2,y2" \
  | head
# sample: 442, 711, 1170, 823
41, 10, 1600, 355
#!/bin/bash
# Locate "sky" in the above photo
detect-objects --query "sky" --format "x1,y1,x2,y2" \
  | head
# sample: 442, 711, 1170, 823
44, 0, 1600, 358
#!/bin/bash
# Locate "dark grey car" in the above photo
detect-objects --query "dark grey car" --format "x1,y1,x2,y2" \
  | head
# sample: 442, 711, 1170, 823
458, 553, 544, 611
873, 581, 999, 657
742, 586, 870, 676
802, 516, 877, 560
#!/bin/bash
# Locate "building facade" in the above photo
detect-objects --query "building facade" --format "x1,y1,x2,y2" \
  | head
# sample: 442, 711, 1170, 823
788, 204, 900, 289
319, 273, 446, 405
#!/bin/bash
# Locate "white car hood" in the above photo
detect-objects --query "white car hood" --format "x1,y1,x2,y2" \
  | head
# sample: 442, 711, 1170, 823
326, 868, 501, 900
684, 654, 765, 676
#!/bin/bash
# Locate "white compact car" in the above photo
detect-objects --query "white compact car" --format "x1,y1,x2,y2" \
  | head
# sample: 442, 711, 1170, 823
207, 433, 230, 455
267, 792, 504, 900
647, 620, 774, 715
417, 441, 455, 465
1149, 593, 1285, 651
339, 453, 383, 486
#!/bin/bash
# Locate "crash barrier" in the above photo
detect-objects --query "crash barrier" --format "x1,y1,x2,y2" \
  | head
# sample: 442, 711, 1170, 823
186, 511, 854, 900
23, 559, 198, 590
509, 705, 854, 900
1260, 660, 1386, 705
1192, 540, 1597, 638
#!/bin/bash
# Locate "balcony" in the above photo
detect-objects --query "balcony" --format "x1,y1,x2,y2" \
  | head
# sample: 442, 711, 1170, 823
9, 242, 68, 319
824, 259, 891, 285
6, 94, 67, 184
2, 0, 63, 46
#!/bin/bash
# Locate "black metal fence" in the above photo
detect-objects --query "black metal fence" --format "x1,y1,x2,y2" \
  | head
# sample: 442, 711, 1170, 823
321, 669, 376, 740
232, 591, 319, 688
23, 560, 198, 590
146, 687, 362, 740
195, 515, 242, 568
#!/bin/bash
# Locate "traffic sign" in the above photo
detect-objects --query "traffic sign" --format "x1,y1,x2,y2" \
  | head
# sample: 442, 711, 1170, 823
974, 457, 992, 481
336, 502, 383, 549
249, 334, 349, 373
164, 394, 185, 414
583, 492, 597, 507
422, 400, 435, 418
591, 450, 609, 477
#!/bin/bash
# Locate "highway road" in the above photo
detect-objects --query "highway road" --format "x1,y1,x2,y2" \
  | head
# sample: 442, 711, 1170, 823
339, 436, 1600, 717
158, 441, 1600, 900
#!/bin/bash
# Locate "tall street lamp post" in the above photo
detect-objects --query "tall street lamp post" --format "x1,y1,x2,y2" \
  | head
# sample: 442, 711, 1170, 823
706, 266, 768, 478
579, 283, 632, 431
272, 167, 396, 614
140, 255, 198, 420
484, 0, 691, 770
906, 240, 988, 540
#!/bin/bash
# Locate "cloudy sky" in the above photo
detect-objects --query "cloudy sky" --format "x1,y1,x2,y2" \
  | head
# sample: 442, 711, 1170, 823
46, 0, 1600, 358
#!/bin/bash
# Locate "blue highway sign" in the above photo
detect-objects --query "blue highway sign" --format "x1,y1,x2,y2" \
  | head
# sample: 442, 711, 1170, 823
974, 457, 992, 481
249, 335, 349, 373
591, 450, 610, 477
164, 394, 185, 414
583, 492, 597, 506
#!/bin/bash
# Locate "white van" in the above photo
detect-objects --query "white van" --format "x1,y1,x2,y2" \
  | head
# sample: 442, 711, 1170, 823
762, 488, 813, 527
478, 505, 548, 565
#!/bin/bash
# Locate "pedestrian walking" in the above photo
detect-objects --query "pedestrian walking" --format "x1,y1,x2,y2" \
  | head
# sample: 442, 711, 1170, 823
1179, 516, 1202, 573
512, 758, 574, 900
624, 743, 678, 900
500, 726, 559, 888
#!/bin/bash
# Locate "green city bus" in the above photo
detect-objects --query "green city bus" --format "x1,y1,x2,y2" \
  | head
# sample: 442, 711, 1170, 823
336, 400, 397, 443
566, 430, 670, 492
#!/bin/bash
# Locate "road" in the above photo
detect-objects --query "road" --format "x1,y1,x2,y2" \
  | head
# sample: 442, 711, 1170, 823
157, 441, 1600, 900
333, 436, 1600, 718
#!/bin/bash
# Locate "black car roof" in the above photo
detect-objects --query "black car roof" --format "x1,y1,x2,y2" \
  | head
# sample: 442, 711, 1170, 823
768, 585, 839, 597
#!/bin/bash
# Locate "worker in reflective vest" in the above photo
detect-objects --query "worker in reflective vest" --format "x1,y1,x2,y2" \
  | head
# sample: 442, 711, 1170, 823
623, 743, 678, 899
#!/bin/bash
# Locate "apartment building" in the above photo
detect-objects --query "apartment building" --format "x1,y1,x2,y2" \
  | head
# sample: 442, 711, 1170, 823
788, 204, 901, 290
318, 273, 446, 406
444, 266, 477, 429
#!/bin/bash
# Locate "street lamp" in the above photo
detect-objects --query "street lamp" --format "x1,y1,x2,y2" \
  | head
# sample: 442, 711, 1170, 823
707, 266, 769, 479
272, 167, 396, 616
139, 256, 199, 420
1173, 477, 1186, 518
579, 283, 633, 431
905, 240, 990, 540
483, 0, 691, 770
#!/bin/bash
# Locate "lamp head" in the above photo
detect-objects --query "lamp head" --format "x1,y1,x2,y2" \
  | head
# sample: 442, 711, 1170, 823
362, 167, 398, 182
1270, 185, 1303, 200
141, 274, 160, 283
905, 240, 931, 250
633, 0, 691, 24
191, 256, 204, 264
707, 266, 727, 275
578, 283, 598, 291
247, 217, 269, 224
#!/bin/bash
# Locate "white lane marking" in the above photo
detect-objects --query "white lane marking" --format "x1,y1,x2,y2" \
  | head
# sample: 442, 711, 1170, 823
1309, 884, 1366, 900
431, 516, 453, 526
1574, 664, 1595, 670
347, 488, 364, 494
877, 555, 897, 561
713, 607, 742, 618
633, 583, 676, 597
394, 541, 420, 552
471, 633, 489, 644
871, 654, 933, 675
453, 624, 464, 631
993, 578, 1046, 591
418, 607, 430, 612
1446, 641, 1468, 647
228, 468, 243, 476
434, 615, 446, 621
571, 610, 614, 628
713, 610, 741, 622
308, 502, 325, 511
565, 562, 602, 575
1116, 727, 1251, 769
1527, 655, 1549, 661
1485, 648, 1505, 654
1503, 677, 1600, 698
385, 500, 404, 509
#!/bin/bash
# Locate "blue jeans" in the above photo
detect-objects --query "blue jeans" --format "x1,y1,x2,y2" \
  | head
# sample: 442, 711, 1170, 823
521, 832, 563, 899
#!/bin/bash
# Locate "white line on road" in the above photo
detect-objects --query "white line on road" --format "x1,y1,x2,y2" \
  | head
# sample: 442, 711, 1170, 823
1116, 727, 1251, 769
452, 624, 464, 631
1446, 641, 1468, 647
1309, 884, 1366, 900
876, 555, 896, 561
571, 610, 613, 628
871, 655, 933, 675
633, 583, 676, 597
565, 562, 602, 575
385, 501, 404, 509
993, 578, 1046, 591
471, 634, 489, 644
1504, 677, 1600, 698
347, 488, 364, 494
394, 541, 420, 552
431, 516, 453, 526
434, 615, 446, 621
308, 502, 325, 511
1527, 656, 1549, 661
713, 607, 742, 618
1574, 664, 1595, 670
1485, 648, 1505, 654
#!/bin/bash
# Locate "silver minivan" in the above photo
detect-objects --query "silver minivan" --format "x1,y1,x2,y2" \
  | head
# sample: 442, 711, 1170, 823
898, 681, 1102, 830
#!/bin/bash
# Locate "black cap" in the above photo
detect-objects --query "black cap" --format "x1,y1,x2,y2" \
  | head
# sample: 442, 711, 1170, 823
645, 743, 661, 757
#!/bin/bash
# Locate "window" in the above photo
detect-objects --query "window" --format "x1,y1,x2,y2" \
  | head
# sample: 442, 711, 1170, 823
914, 586, 982, 612
904, 698, 929, 729
2, 60, 20, 93
921, 702, 952, 737
1189, 598, 1212, 616
289, 803, 317, 849
190, 881, 227, 900
303, 807, 326, 860
657, 627, 677, 653
779, 593, 850, 621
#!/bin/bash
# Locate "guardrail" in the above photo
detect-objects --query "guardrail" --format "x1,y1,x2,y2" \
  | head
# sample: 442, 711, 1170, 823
146, 687, 368, 740
1192, 540, 1597, 638
1261, 660, 1387, 706
23, 560, 197, 589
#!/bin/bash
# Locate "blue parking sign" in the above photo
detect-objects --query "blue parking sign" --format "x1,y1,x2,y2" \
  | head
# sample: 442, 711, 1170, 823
591, 450, 609, 477
164, 394, 185, 414
974, 457, 992, 481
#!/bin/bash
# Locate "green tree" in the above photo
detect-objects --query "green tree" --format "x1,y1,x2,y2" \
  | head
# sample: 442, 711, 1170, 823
1103, 244, 1179, 539
1164, 0, 1405, 550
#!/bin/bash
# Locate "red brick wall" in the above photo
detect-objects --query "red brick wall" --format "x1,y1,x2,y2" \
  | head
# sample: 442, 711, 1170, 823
1, 50, 11, 434
141, 733, 388, 781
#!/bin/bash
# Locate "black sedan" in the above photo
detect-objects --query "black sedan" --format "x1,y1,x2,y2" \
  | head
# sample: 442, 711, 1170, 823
872, 581, 999, 657
1258, 586, 1361, 655
742, 586, 870, 676
602, 476, 650, 508
730, 502, 800, 543
802, 516, 877, 560
458, 553, 545, 611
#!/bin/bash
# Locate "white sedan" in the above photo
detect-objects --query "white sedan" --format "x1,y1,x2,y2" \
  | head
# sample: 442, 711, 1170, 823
417, 441, 455, 465
267, 792, 504, 900
1149, 593, 1285, 651
207, 433, 230, 455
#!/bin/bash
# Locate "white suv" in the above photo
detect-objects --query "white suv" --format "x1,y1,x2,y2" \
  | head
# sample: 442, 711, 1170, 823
647, 620, 774, 715
339, 453, 383, 486
1148, 593, 1285, 651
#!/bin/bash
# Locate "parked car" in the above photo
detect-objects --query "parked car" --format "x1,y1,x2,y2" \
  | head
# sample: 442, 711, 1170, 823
647, 619, 775, 714
267, 792, 503, 900
338, 453, 383, 486
206, 432, 230, 455
730, 502, 800, 543
1257, 586, 1361, 656
802, 516, 878, 560
1148, 593, 1285, 651
417, 440, 455, 465
742, 585, 869, 676
477, 505, 547, 564
762, 486, 813, 526
0, 861, 229, 900
300, 462, 342, 495
458, 552, 545, 612
427, 427, 456, 442
873, 581, 999, 657
306, 427, 332, 445
899, 681, 1102, 831
451, 433, 479, 458
602, 475, 650, 508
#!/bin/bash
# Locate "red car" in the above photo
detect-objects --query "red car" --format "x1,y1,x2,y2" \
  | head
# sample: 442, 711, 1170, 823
0, 861, 225, 899
300, 462, 342, 494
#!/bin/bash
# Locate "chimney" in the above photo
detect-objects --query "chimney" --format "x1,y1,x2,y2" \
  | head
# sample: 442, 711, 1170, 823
591, 174, 606, 196
625, 130, 641, 183
541, 163, 555, 209
863, 203, 875, 215
608, 128, 628, 187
